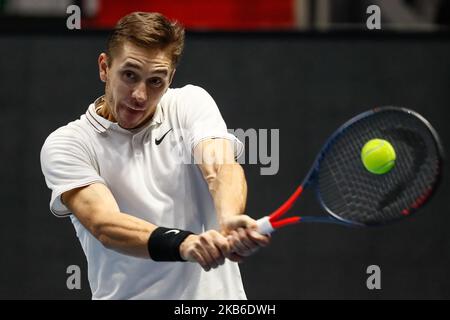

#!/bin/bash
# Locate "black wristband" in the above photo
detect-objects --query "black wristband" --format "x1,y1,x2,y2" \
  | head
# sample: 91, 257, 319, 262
148, 227, 194, 261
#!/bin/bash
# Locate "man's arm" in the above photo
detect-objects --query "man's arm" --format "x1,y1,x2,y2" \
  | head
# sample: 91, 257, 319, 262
194, 138, 247, 227
195, 139, 270, 258
62, 183, 156, 258
62, 183, 230, 270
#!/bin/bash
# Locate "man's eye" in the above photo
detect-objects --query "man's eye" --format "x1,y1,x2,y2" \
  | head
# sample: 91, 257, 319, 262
150, 78, 163, 87
123, 71, 136, 81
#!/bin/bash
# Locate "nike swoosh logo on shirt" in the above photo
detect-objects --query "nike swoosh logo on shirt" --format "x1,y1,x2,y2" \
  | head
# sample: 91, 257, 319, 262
155, 128, 173, 145
165, 229, 180, 235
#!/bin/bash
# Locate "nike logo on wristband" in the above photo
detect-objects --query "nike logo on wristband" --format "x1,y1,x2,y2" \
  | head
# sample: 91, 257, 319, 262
155, 128, 173, 145
164, 229, 180, 235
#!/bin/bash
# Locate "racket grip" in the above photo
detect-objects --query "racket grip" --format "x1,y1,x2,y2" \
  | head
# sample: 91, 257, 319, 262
256, 216, 275, 235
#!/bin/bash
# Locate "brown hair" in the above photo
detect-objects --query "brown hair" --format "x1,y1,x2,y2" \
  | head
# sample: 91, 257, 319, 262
106, 12, 185, 67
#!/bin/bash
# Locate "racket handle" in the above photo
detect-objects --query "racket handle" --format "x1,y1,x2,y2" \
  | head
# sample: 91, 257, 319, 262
256, 216, 275, 235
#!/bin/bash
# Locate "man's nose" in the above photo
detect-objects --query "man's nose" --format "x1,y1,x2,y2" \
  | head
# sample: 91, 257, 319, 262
132, 81, 147, 104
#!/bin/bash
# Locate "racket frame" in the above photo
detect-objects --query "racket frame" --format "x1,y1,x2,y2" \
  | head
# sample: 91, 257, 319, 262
257, 107, 444, 234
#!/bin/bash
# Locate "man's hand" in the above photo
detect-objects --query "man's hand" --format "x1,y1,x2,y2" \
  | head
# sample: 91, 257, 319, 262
221, 215, 271, 259
179, 230, 232, 271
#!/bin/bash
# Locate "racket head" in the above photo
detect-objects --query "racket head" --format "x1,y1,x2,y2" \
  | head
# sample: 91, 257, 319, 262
309, 106, 444, 226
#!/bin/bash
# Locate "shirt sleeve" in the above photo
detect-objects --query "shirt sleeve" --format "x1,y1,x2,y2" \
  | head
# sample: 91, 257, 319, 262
40, 127, 105, 217
178, 85, 243, 159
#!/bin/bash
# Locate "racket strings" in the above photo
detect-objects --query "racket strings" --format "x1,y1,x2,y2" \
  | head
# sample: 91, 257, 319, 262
317, 109, 442, 225
372, 114, 437, 221
377, 114, 437, 220
376, 127, 427, 210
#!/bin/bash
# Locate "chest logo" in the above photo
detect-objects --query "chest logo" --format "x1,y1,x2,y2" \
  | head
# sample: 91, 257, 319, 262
155, 128, 173, 145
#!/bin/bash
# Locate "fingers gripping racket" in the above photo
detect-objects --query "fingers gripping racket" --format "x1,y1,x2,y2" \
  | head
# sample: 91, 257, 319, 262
257, 107, 444, 234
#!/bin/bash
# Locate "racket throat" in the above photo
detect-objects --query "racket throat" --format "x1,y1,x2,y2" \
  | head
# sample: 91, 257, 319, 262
256, 216, 301, 234
256, 216, 275, 235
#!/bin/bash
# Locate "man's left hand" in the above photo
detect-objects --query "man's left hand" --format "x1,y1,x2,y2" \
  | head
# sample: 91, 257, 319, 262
221, 215, 271, 261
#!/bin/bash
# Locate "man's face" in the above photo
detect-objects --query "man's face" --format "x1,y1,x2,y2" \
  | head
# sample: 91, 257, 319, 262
99, 42, 175, 129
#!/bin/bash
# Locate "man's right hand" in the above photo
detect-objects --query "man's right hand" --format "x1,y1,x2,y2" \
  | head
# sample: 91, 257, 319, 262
179, 230, 241, 271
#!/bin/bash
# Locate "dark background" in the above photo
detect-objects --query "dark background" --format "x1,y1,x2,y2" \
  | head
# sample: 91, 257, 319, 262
0, 31, 449, 299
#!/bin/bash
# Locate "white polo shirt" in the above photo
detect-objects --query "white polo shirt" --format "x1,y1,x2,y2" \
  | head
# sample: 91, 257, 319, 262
40, 85, 246, 300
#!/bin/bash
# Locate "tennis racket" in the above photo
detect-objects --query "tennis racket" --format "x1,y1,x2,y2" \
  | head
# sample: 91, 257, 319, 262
257, 106, 444, 234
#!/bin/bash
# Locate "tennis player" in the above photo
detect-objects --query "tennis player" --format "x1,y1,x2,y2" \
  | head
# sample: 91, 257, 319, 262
40, 12, 269, 299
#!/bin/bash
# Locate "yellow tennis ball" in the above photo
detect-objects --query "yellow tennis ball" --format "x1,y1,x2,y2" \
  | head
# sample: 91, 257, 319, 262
361, 139, 396, 174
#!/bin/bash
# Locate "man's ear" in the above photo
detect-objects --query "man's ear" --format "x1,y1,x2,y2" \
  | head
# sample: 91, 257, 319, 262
98, 53, 109, 83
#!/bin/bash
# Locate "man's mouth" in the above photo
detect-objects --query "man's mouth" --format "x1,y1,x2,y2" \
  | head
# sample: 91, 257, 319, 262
123, 103, 145, 113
